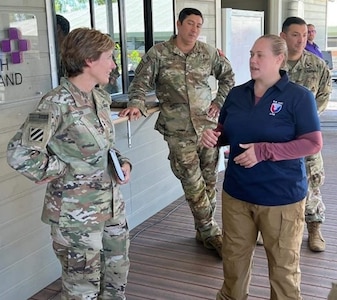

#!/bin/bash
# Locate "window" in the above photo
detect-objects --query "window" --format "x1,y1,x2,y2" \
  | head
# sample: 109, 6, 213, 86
53, 0, 174, 94
125, 1, 144, 73
153, 0, 174, 45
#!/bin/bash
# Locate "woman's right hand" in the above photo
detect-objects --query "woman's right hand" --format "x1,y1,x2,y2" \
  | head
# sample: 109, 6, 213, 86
201, 129, 221, 148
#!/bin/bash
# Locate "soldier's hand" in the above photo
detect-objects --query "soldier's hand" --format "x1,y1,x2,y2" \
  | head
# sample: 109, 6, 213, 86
208, 103, 220, 119
119, 107, 141, 121
201, 129, 221, 148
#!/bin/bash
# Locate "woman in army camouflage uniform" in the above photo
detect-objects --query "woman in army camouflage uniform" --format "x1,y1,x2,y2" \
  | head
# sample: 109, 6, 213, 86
7, 28, 131, 300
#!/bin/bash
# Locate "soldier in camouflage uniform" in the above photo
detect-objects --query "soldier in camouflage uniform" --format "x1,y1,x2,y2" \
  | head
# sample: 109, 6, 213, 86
280, 17, 332, 252
104, 55, 121, 94
7, 28, 131, 299
119, 8, 235, 258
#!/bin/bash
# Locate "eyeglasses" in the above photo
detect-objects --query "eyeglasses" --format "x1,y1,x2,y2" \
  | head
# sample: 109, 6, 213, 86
308, 30, 316, 34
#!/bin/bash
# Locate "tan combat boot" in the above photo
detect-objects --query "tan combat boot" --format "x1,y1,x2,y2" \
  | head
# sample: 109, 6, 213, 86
196, 231, 223, 259
307, 222, 325, 252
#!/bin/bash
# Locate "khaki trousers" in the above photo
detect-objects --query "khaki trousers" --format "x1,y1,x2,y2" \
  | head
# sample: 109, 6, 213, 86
217, 191, 305, 300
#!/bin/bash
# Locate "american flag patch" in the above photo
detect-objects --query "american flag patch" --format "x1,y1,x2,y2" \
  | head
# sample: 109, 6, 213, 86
28, 113, 49, 122
29, 127, 44, 142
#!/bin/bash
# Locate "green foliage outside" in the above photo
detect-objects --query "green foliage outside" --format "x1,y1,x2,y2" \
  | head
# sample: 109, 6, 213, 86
55, 0, 117, 13
114, 43, 142, 70
54, 0, 141, 70
128, 50, 141, 68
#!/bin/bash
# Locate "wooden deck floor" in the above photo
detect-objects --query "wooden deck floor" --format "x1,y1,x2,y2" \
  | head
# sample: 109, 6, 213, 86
29, 111, 337, 300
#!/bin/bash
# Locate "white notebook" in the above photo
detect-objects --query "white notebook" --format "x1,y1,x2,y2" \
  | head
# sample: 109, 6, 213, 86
109, 149, 125, 181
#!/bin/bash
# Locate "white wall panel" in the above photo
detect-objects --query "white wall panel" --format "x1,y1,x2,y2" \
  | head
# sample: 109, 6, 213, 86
0, 2, 58, 299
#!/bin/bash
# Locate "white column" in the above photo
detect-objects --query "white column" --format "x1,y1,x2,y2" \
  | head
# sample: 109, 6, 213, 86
288, 0, 305, 18
268, 0, 282, 34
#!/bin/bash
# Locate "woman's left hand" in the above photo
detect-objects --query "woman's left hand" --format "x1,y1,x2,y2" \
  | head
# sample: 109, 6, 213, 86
117, 162, 131, 184
233, 143, 258, 168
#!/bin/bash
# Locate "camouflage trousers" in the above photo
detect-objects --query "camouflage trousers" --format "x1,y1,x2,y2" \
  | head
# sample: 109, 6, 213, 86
165, 135, 222, 241
51, 201, 130, 300
305, 151, 326, 223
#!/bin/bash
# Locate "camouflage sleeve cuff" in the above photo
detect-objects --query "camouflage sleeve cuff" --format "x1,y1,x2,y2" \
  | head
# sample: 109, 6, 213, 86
115, 149, 132, 171
42, 155, 68, 179
30, 154, 67, 182
119, 158, 132, 171
127, 99, 148, 116
212, 98, 223, 109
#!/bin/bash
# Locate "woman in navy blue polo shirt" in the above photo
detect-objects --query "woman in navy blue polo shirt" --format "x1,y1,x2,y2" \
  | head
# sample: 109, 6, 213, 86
202, 34, 322, 300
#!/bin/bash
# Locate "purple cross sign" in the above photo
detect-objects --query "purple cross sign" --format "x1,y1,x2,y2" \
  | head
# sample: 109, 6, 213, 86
1, 27, 29, 64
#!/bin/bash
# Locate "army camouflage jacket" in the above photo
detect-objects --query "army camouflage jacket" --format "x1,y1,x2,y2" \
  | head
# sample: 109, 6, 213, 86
127, 35, 235, 138
7, 78, 131, 227
284, 50, 332, 114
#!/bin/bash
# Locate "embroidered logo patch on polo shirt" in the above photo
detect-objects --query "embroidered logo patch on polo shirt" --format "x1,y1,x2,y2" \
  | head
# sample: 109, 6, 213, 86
269, 100, 283, 116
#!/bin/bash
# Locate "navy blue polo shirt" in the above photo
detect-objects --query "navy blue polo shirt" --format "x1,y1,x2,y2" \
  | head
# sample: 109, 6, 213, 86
219, 71, 320, 206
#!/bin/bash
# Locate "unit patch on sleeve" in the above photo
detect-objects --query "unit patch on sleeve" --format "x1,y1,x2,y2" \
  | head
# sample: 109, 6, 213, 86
22, 112, 51, 149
